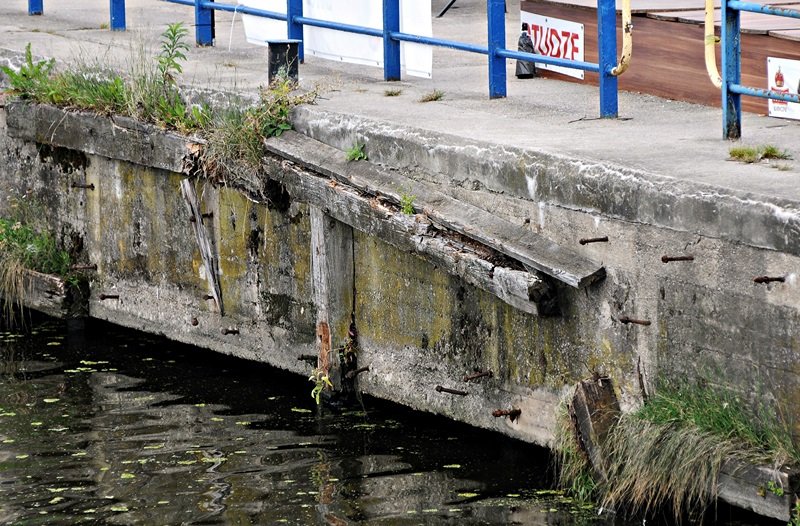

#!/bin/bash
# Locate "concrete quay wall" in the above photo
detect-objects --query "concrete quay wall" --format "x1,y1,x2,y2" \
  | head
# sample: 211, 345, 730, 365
1, 100, 799, 448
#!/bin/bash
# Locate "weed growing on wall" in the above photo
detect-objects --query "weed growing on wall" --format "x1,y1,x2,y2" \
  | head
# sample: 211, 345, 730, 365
556, 381, 799, 520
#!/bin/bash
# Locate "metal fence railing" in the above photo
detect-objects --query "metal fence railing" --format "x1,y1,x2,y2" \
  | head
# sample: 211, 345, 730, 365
24, 0, 621, 118
722, 0, 800, 138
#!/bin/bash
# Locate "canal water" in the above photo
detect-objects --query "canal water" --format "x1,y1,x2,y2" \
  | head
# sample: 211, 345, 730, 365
0, 316, 773, 525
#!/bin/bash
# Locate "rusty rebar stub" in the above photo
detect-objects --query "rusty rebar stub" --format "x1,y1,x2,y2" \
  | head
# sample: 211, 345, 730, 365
346, 366, 370, 379
71, 182, 95, 191
435, 385, 468, 396
98, 294, 119, 300
191, 317, 199, 326
463, 370, 493, 383
492, 408, 522, 422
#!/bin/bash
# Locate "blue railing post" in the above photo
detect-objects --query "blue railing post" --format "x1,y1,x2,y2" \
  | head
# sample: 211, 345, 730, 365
383, 0, 401, 81
487, 0, 506, 98
596, 0, 618, 117
287, 0, 304, 62
110, 0, 126, 31
195, 0, 215, 46
28, 0, 43, 16
721, 0, 742, 139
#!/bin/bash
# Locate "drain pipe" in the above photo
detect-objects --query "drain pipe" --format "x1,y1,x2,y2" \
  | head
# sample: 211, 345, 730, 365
611, 0, 632, 76
705, 0, 723, 88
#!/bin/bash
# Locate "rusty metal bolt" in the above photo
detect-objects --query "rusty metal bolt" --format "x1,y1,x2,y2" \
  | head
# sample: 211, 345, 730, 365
191, 317, 199, 326
221, 327, 239, 335
661, 255, 694, 263
99, 294, 119, 300
753, 276, 785, 284
463, 370, 493, 383
619, 316, 651, 326
435, 385, 468, 396
71, 182, 95, 191
346, 366, 370, 379
579, 236, 609, 245
492, 408, 522, 421
69, 263, 97, 271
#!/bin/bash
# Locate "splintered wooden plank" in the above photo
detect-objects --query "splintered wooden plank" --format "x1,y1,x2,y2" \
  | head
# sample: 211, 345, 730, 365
265, 132, 605, 289
718, 461, 800, 522
10, 270, 86, 319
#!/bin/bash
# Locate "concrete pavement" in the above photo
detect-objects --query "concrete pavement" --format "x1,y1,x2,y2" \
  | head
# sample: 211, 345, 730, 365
1, 0, 799, 203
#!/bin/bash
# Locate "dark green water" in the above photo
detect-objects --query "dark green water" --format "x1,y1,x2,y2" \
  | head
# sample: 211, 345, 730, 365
0, 317, 774, 525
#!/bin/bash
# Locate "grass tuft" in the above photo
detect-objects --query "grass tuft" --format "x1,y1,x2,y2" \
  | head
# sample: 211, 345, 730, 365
418, 89, 444, 103
384, 88, 403, 97
729, 144, 792, 164
345, 143, 367, 162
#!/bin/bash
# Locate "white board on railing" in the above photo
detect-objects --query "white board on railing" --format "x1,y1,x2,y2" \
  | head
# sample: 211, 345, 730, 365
767, 57, 800, 121
238, 0, 432, 78
520, 11, 584, 80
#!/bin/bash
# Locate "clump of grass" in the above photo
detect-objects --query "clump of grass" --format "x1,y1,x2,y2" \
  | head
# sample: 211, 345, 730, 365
0, 214, 72, 322
384, 88, 402, 97
729, 144, 792, 164
556, 381, 798, 520
418, 89, 444, 103
345, 143, 367, 162
400, 192, 415, 215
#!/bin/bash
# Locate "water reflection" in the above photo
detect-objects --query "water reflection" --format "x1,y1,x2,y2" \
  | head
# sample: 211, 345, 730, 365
0, 318, 772, 525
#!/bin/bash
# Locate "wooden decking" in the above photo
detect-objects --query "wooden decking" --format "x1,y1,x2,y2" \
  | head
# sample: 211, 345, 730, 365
520, 0, 800, 113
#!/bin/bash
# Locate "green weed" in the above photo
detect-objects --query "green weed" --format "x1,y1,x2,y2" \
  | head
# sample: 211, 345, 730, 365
345, 143, 367, 162
1, 43, 55, 100
729, 144, 792, 164
384, 88, 402, 97
309, 367, 332, 405
400, 192, 415, 215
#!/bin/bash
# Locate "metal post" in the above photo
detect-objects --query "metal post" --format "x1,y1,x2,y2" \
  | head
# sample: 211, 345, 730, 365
487, 0, 506, 98
110, 0, 126, 31
28, 0, 43, 16
195, 0, 215, 46
287, 0, 304, 62
383, 0, 401, 81
721, 0, 741, 139
596, 0, 618, 117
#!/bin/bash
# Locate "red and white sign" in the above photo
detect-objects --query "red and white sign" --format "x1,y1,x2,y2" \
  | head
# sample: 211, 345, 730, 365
521, 11, 584, 80
768, 57, 800, 121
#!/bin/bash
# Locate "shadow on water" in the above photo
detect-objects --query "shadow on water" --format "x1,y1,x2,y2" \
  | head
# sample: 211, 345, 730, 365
0, 315, 782, 525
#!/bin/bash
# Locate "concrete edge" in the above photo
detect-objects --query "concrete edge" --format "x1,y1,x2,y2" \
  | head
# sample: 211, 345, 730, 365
291, 106, 800, 257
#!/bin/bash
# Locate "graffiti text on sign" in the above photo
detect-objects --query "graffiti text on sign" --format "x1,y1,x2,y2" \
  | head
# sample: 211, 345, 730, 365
529, 25, 580, 61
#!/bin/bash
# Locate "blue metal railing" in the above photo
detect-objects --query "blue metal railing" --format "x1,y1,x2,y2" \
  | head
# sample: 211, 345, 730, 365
25, 0, 620, 118
722, 0, 800, 138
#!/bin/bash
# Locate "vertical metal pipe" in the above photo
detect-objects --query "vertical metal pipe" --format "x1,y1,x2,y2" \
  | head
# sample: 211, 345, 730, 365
195, 0, 215, 46
383, 0, 401, 81
28, 0, 43, 16
721, 0, 742, 139
487, 0, 506, 98
596, 0, 618, 117
287, 0, 304, 62
110, 0, 126, 31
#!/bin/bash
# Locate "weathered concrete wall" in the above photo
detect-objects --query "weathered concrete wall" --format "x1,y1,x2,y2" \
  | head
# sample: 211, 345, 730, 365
1, 100, 799, 449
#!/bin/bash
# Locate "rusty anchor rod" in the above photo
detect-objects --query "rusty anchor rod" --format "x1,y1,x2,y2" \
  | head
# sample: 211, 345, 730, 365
463, 370, 493, 382
492, 408, 522, 420
754, 275, 785, 284
579, 236, 609, 245
346, 366, 370, 379
71, 182, 95, 190
435, 385, 468, 396
661, 255, 695, 263
98, 294, 119, 300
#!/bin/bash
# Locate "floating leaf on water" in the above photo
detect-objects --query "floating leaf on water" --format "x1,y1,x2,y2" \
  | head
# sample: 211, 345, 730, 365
235, 421, 250, 426
42, 398, 60, 403
143, 444, 164, 450
30, 422, 43, 426
506, 493, 521, 498
157, 501, 170, 505
234, 450, 247, 454
201, 457, 227, 463
46, 342, 61, 346
194, 404, 206, 408
15, 454, 29, 459
210, 417, 224, 422
449, 508, 462, 513
109, 506, 129, 512
71, 452, 87, 457
121, 460, 134, 464
83, 509, 96, 514
47, 488, 69, 493
327, 478, 339, 482
290, 407, 312, 413
267, 397, 278, 401
100, 467, 110, 471
120, 473, 135, 479
177, 460, 197, 465
549, 508, 558, 513
423, 509, 439, 513
48, 426, 69, 432
443, 464, 461, 469
48, 497, 65, 504
0, 412, 17, 417
2, 439, 15, 444
457, 492, 479, 498
406, 510, 417, 515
